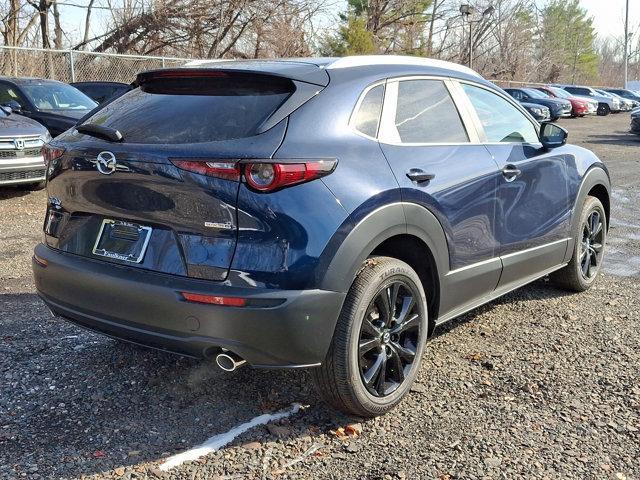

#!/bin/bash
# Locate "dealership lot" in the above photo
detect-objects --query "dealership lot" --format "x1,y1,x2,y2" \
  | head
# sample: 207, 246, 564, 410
1, 114, 639, 479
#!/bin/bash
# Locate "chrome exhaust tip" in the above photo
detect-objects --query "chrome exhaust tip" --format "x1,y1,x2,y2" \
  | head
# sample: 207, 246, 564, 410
215, 352, 246, 372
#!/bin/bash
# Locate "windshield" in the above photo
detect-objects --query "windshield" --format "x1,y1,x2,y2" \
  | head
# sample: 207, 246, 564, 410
21, 83, 97, 112
523, 88, 548, 99
547, 87, 570, 98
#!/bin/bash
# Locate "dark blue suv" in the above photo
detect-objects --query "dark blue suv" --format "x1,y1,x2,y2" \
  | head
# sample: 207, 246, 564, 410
33, 56, 611, 417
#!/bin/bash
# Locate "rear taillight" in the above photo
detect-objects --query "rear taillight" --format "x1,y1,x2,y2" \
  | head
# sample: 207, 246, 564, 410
171, 159, 337, 192
244, 161, 336, 192
41, 144, 65, 166
171, 160, 240, 181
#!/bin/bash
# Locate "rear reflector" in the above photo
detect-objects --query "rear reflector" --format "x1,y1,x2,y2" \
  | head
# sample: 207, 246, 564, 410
33, 253, 48, 267
181, 292, 246, 307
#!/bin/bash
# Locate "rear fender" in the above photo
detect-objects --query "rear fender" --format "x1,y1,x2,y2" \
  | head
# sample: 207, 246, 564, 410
320, 202, 449, 294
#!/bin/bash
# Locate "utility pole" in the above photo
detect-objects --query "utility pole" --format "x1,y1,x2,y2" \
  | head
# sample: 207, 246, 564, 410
624, 0, 629, 88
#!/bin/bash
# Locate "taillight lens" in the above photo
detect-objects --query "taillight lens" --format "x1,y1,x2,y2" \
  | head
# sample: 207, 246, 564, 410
171, 158, 337, 192
244, 160, 336, 192
41, 144, 65, 166
171, 160, 241, 181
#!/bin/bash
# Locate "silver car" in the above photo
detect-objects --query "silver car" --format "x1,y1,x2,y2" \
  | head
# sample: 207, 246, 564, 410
558, 85, 620, 115
0, 107, 50, 190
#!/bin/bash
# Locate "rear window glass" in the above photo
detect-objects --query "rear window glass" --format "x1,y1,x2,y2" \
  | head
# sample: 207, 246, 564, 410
353, 84, 384, 138
81, 73, 293, 144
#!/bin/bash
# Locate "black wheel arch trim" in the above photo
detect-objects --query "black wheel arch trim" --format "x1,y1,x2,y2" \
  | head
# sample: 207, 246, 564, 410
572, 166, 610, 230
565, 165, 611, 262
320, 202, 449, 295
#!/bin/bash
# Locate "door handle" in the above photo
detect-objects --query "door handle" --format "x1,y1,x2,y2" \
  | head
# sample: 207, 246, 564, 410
502, 165, 522, 182
406, 168, 435, 183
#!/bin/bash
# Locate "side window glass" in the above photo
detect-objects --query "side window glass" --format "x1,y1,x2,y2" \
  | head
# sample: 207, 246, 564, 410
353, 84, 384, 138
462, 84, 539, 144
0, 85, 25, 107
393, 79, 468, 143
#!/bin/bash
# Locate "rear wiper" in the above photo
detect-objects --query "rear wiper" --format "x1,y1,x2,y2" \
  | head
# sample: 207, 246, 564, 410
76, 123, 123, 142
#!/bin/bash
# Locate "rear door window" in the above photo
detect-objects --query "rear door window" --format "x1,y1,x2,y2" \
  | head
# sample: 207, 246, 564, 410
82, 73, 294, 144
352, 84, 384, 138
391, 79, 468, 144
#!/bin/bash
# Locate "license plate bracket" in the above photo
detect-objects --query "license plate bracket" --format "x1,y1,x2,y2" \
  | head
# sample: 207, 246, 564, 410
92, 219, 152, 264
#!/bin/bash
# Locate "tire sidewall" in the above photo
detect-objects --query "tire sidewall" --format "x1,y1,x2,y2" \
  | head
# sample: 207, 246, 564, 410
345, 261, 428, 411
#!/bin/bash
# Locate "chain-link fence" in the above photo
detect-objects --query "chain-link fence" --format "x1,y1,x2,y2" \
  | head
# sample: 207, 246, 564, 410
0, 46, 199, 83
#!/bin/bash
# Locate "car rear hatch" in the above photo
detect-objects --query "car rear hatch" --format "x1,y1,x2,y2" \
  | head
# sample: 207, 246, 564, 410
43, 67, 327, 281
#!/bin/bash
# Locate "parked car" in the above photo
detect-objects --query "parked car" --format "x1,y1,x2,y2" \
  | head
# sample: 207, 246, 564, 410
71, 81, 132, 105
0, 77, 97, 136
521, 101, 551, 121
631, 109, 640, 134
503, 87, 572, 120
0, 105, 50, 189
33, 56, 611, 417
533, 85, 595, 117
558, 85, 619, 115
595, 89, 633, 111
604, 88, 640, 107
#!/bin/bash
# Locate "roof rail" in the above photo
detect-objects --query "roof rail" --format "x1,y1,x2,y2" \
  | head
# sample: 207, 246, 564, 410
325, 55, 481, 77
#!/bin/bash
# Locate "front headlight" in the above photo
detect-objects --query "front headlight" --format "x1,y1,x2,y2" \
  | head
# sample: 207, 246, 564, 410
532, 108, 542, 115
39, 131, 52, 144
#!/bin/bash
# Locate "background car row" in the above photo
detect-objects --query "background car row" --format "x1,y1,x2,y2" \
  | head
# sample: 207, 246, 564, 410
503, 83, 640, 120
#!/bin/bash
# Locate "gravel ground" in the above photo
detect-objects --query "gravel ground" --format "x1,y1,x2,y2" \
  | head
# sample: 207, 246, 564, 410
1, 113, 639, 480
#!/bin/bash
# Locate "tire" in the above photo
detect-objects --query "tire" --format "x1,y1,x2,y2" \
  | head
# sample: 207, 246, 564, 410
551, 196, 606, 292
597, 103, 610, 116
311, 256, 429, 417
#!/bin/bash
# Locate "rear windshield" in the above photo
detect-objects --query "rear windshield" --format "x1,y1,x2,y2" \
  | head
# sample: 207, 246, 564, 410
81, 73, 293, 144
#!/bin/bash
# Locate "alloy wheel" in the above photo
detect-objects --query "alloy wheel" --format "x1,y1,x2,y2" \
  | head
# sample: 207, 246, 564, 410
358, 281, 422, 397
580, 210, 604, 280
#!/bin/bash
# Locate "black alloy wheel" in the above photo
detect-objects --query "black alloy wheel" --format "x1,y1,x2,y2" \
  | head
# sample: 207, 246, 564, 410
312, 256, 428, 417
358, 281, 421, 397
580, 209, 604, 280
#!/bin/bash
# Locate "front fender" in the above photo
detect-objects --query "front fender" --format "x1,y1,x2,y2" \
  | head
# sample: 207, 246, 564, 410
563, 165, 611, 262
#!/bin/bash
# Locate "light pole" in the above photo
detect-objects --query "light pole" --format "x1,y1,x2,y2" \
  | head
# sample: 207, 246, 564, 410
624, 0, 629, 88
460, 4, 495, 70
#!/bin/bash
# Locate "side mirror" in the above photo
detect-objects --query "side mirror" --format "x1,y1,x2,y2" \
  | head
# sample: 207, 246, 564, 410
540, 122, 567, 149
1, 100, 22, 114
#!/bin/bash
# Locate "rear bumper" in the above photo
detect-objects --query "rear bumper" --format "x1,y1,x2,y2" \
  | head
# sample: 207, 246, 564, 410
33, 244, 345, 367
0, 156, 46, 185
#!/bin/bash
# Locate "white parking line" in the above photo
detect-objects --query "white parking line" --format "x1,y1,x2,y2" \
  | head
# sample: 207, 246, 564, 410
158, 403, 303, 471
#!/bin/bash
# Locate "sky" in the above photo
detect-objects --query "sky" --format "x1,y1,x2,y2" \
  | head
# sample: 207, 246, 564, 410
57, 0, 640, 51
580, 0, 638, 39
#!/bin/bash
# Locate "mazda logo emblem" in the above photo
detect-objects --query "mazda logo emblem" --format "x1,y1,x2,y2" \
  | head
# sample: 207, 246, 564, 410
94, 151, 117, 175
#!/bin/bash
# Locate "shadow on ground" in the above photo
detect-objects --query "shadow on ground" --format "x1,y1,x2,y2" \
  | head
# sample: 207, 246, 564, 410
585, 129, 640, 146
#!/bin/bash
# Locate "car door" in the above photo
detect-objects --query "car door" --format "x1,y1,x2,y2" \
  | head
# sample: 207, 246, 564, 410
377, 77, 503, 314
457, 81, 572, 291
